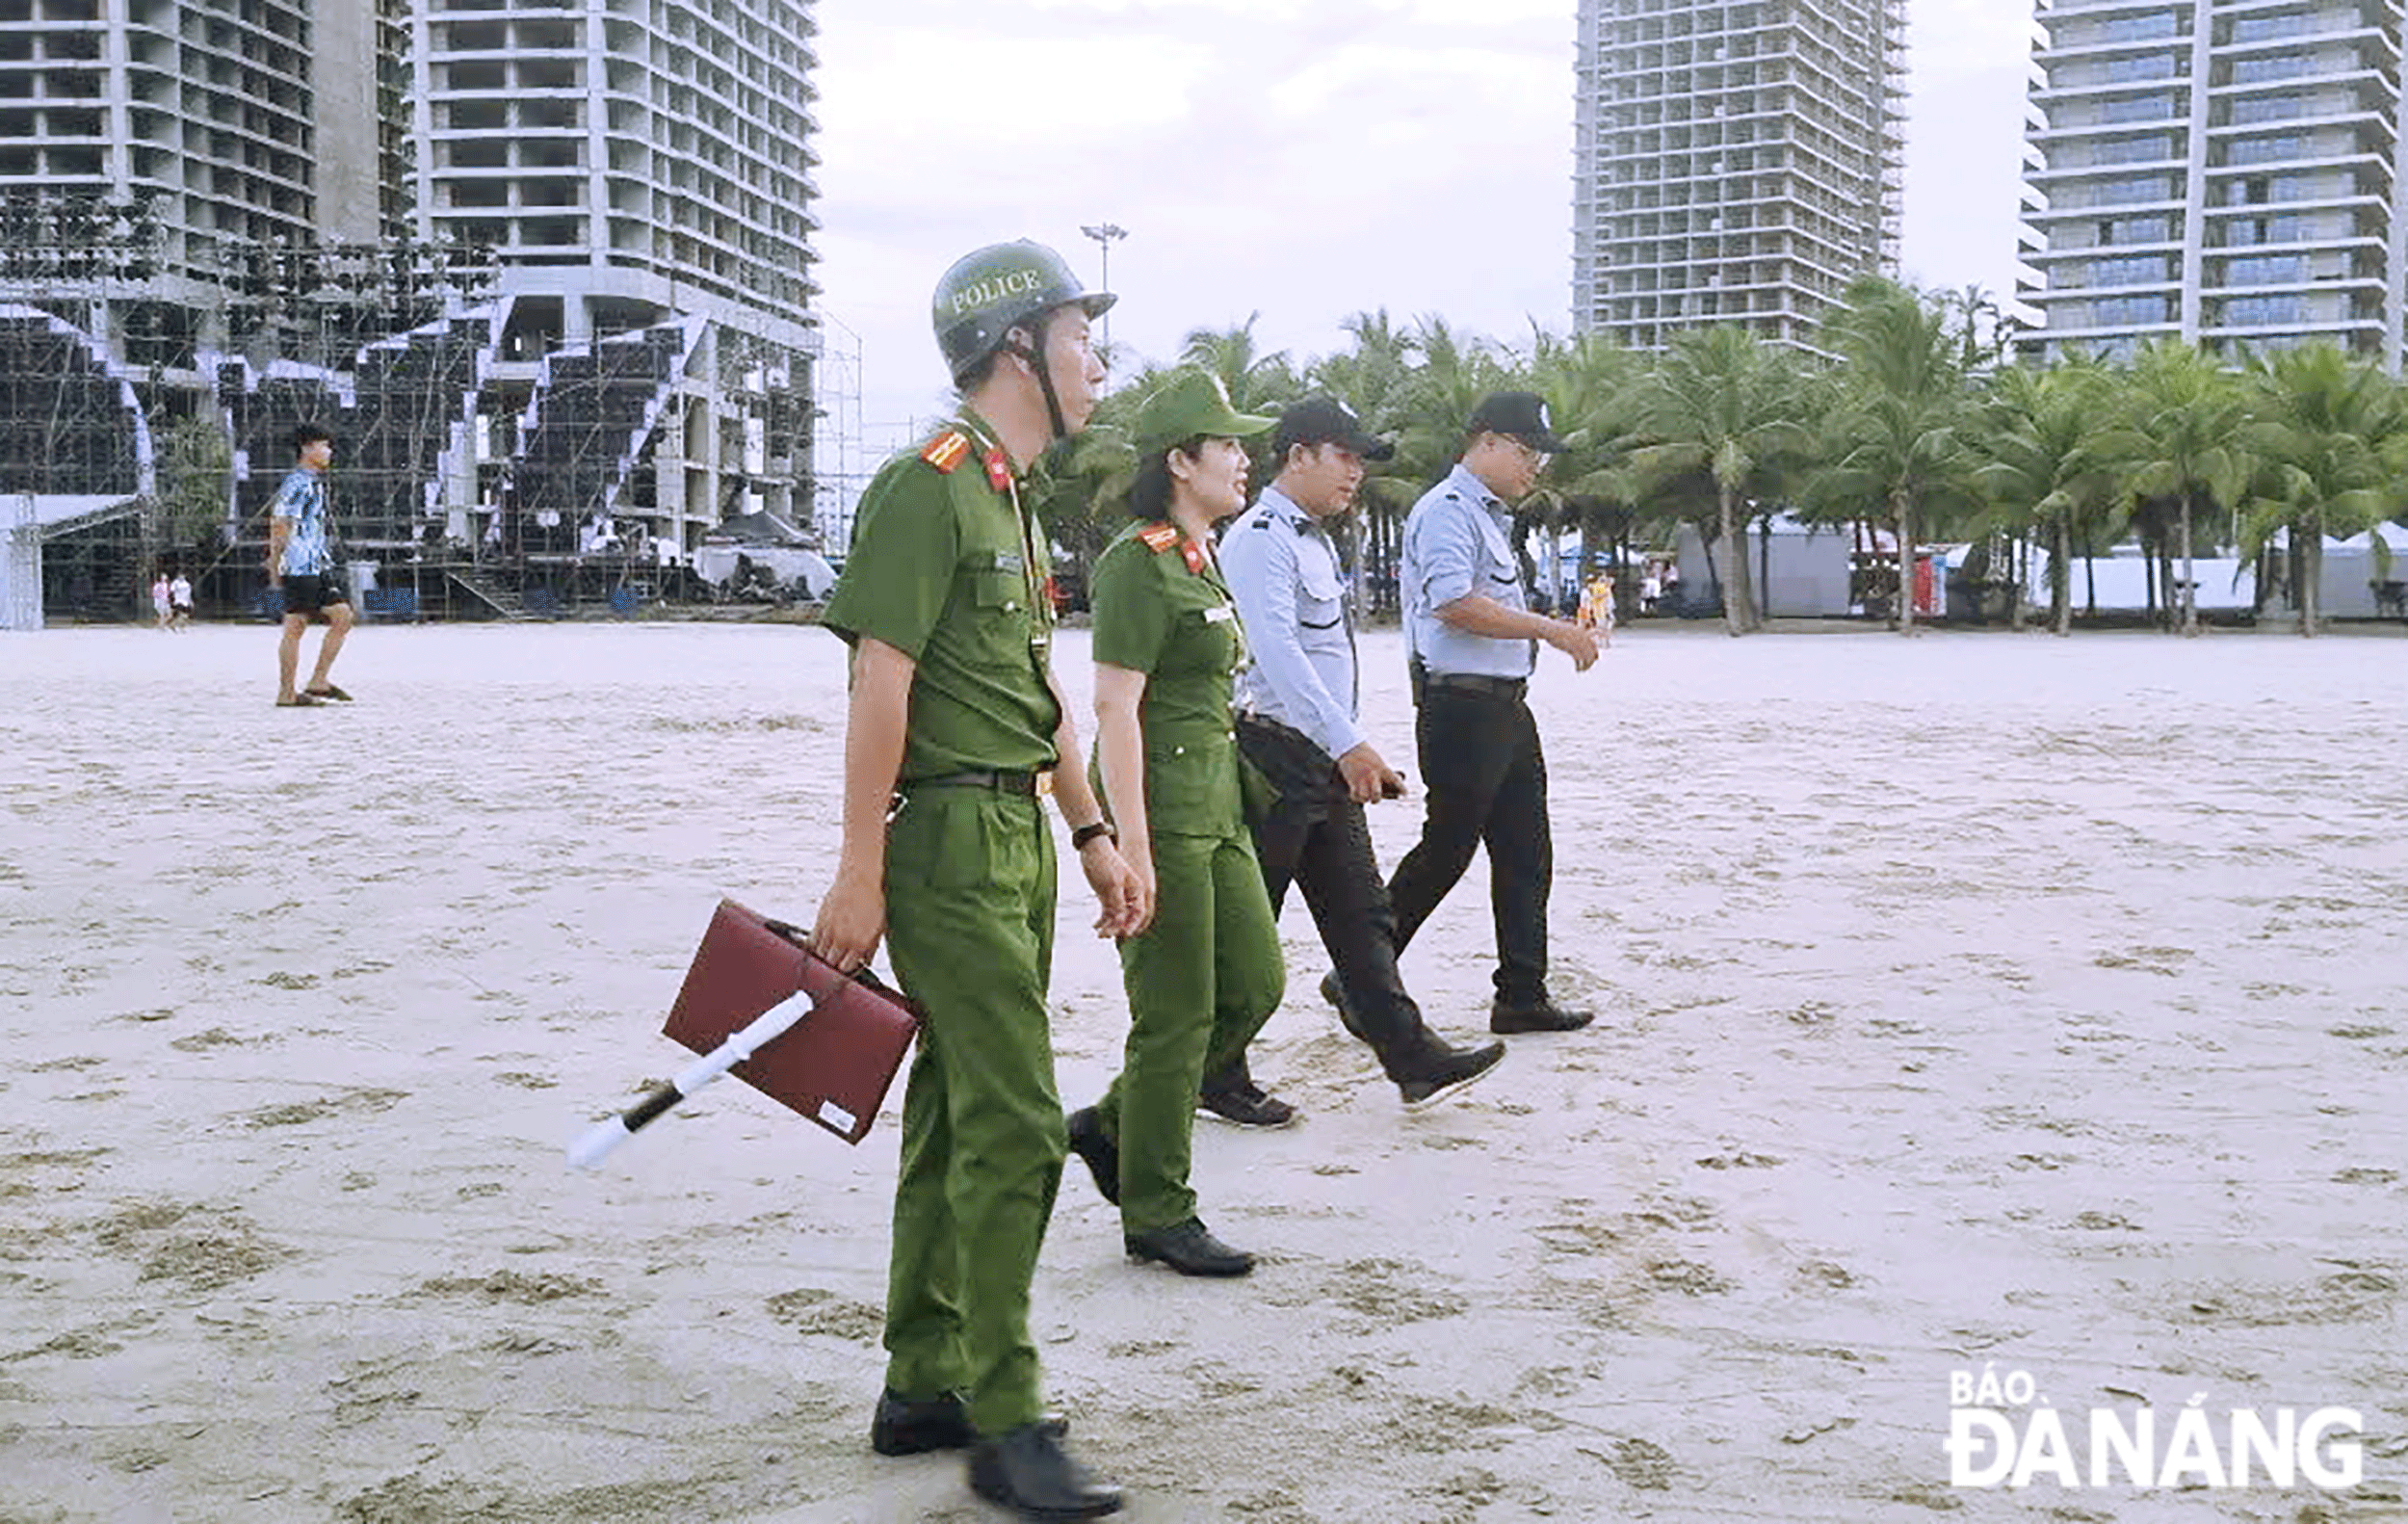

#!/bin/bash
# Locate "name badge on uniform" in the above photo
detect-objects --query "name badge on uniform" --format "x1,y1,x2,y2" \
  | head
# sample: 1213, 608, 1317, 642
1204, 606, 1235, 624
993, 551, 1024, 573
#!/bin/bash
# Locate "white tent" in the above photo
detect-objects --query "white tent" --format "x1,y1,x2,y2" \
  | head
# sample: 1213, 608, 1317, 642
1675, 512, 1856, 617
2304, 524, 2406, 620
2023, 546, 2258, 615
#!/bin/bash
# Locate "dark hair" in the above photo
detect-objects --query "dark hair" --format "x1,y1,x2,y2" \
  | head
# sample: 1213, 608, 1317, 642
1126, 435, 1205, 520
292, 423, 331, 457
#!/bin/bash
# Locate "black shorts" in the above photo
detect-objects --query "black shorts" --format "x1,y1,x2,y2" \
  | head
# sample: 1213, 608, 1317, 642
280, 574, 350, 616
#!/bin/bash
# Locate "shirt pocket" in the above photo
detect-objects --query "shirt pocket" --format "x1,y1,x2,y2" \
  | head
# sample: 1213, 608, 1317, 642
1475, 519, 1521, 591
950, 559, 1033, 667
1297, 557, 1345, 631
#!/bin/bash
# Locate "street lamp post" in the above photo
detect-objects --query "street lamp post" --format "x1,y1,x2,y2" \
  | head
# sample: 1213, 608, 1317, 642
1079, 222, 1127, 352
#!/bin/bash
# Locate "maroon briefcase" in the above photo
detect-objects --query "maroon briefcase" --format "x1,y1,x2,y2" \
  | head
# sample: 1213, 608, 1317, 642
662, 898, 922, 1144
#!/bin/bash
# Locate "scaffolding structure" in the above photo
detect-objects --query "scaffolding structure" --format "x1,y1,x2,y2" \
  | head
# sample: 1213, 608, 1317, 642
0, 300, 155, 625
811, 312, 864, 548
1, 210, 816, 621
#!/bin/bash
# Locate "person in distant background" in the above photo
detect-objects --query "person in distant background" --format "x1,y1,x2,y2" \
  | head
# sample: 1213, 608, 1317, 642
169, 571, 195, 631
150, 572, 171, 632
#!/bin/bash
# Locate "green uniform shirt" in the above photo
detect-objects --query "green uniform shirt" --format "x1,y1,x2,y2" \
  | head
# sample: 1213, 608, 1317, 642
1089, 521, 1247, 839
823, 415, 1060, 781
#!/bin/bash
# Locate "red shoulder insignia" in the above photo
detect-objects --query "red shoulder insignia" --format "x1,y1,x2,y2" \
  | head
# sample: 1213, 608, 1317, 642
919, 430, 972, 474
1137, 523, 1180, 554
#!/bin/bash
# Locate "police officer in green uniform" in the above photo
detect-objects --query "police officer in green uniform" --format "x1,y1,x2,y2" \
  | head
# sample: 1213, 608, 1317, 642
1060, 368, 1287, 1279
813, 239, 1139, 1522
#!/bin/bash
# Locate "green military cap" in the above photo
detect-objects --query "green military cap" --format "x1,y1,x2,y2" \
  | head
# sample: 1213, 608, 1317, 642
1131, 367, 1274, 457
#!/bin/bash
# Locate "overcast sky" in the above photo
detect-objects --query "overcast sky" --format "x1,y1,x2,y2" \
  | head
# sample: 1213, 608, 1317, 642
809, 0, 2039, 467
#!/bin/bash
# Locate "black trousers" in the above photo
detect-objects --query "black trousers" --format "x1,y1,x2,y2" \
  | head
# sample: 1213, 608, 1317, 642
1203, 717, 1438, 1091
1386, 684, 1551, 1006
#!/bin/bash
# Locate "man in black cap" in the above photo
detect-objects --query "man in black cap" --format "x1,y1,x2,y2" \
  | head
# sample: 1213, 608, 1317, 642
1206, 399, 1507, 1126
1389, 392, 1599, 1035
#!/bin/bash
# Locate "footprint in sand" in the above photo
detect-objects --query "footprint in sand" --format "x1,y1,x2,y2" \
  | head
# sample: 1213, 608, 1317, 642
29, 1055, 106, 1073
413, 1270, 600, 1304
764, 1287, 883, 1340
89, 1198, 294, 1291
236, 1088, 407, 1129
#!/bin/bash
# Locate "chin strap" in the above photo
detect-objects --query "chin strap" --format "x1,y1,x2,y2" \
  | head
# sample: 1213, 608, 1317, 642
1001, 329, 1071, 442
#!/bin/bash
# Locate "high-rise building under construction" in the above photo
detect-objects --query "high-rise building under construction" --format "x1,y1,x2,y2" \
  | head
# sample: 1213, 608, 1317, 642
2019, 0, 2407, 366
2, 0, 824, 623
1572, 0, 1906, 354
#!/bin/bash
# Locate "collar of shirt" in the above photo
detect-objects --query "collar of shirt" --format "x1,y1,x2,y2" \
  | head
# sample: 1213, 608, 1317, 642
1257, 484, 1316, 534
1444, 461, 1503, 515
953, 407, 1023, 484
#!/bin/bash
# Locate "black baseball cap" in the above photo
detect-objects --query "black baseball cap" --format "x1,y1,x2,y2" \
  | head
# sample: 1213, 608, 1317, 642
1466, 391, 1567, 453
1272, 396, 1395, 462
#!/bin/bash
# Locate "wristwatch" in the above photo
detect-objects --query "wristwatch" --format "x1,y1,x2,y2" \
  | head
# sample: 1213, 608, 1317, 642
1071, 820, 1117, 850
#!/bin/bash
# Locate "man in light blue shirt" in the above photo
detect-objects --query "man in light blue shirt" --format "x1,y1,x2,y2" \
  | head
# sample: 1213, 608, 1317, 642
1391, 393, 1599, 1034
1209, 400, 1506, 1123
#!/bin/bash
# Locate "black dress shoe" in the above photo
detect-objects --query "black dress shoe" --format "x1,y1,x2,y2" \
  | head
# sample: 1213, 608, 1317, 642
1394, 1037, 1506, 1106
1196, 1080, 1297, 1128
1124, 1217, 1255, 1277
875, 1390, 1071, 1457
1065, 1106, 1120, 1206
871, 1388, 975, 1456
1319, 970, 1371, 1040
1490, 997, 1594, 1035
968, 1422, 1123, 1520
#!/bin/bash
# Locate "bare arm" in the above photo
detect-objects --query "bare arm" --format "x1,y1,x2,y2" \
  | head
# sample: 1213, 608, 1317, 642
810, 636, 914, 971
1092, 663, 1157, 932
1045, 668, 1107, 830
1044, 666, 1143, 938
1437, 594, 1600, 670
266, 516, 290, 582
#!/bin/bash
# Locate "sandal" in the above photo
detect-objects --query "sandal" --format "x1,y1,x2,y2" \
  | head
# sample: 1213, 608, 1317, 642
304, 684, 353, 701
275, 694, 323, 708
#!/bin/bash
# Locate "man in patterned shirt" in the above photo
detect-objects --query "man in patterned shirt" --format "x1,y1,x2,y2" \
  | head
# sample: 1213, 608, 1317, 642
266, 424, 355, 707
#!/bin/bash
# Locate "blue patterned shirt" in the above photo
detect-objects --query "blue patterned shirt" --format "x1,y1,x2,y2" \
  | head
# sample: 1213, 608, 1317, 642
271, 467, 332, 577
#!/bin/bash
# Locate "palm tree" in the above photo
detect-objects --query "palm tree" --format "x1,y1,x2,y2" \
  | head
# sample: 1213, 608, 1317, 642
1813, 279, 1980, 635
1309, 310, 1424, 615
1387, 314, 1517, 487
1526, 328, 1644, 611
2116, 340, 2249, 637
1624, 325, 1811, 635
2238, 343, 2408, 637
1973, 360, 2131, 637
1179, 314, 1296, 414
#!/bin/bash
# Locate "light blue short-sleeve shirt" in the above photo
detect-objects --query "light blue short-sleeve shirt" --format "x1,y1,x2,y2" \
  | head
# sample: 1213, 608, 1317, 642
1401, 463, 1535, 678
1223, 485, 1364, 762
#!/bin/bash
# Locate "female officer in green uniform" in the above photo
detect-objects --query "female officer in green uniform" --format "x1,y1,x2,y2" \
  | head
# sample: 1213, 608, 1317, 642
1065, 368, 1286, 1278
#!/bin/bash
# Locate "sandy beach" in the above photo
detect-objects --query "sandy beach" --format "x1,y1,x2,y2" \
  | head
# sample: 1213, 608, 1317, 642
2, 618, 2403, 1523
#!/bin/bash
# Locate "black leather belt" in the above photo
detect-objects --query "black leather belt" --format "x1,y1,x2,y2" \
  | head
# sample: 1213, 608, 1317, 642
901, 770, 1040, 796
1421, 671, 1527, 700
1237, 712, 1324, 754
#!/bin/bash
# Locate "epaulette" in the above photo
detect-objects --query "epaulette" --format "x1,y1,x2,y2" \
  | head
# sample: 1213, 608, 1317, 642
1138, 521, 1206, 572
919, 430, 972, 474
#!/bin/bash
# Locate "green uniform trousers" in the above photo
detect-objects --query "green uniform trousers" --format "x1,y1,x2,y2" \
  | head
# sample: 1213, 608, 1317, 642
880, 788, 1062, 1436
1096, 828, 1285, 1234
